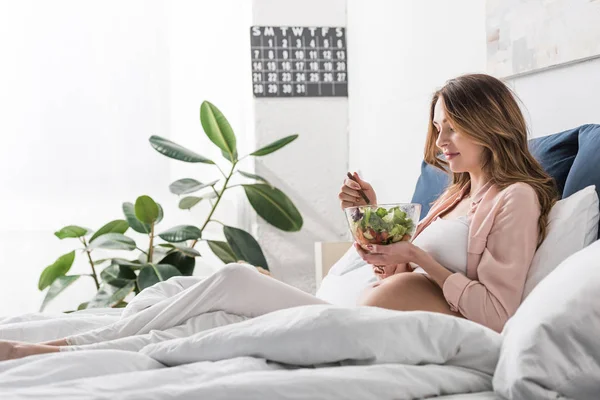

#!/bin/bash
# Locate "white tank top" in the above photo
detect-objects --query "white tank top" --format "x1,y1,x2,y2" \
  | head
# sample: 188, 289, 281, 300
411, 216, 469, 275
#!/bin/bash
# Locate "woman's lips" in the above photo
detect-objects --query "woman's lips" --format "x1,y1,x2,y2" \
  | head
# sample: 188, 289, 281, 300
444, 152, 460, 160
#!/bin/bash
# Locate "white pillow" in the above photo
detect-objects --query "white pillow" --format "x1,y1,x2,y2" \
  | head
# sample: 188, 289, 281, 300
326, 245, 368, 276
522, 185, 599, 299
494, 239, 600, 399
315, 246, 375, 305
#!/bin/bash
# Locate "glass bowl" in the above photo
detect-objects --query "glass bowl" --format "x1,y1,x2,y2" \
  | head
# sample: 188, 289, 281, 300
344, 203, 421, 250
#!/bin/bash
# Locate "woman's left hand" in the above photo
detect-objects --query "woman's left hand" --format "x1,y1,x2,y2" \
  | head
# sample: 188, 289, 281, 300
354, 241, 416, 265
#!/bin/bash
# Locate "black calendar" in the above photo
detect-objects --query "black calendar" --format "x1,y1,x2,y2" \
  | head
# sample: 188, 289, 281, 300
250, 26, 348, 97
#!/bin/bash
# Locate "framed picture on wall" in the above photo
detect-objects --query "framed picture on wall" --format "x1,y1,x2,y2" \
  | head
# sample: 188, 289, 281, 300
486, 0, 600, 78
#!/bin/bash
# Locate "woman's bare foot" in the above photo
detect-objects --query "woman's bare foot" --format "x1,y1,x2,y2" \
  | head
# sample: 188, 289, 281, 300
0, 340, 60, 361
0, 341, 18, 361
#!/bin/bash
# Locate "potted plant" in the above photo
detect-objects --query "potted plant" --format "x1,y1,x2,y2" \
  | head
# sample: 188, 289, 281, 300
38, 101, 302, 311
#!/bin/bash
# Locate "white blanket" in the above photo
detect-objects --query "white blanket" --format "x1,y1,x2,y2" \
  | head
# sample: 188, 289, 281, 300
0, 305, 501, 399
0, 310, 121, 343
0, 266, 502, 399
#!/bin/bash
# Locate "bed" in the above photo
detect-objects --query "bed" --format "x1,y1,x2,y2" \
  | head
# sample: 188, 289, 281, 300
313, 124, 600, 399
1, 125, 599, 399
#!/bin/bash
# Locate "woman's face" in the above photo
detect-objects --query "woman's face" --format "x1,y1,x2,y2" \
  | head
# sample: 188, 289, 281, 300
433, 98, 485, 174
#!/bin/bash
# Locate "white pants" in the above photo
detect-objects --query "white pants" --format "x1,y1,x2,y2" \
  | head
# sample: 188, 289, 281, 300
63, 263, 327, 352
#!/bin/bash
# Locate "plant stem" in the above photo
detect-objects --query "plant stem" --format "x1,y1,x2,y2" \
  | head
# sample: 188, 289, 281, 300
147, 223, 155, 263
81, 238, 100, 290
192, 161, 237, 248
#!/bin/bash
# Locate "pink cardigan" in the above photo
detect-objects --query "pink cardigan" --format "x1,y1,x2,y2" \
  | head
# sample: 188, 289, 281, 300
413, 181, 541, 332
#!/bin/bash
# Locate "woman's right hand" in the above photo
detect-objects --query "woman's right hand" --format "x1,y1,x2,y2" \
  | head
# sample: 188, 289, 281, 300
339, 172, 377, 210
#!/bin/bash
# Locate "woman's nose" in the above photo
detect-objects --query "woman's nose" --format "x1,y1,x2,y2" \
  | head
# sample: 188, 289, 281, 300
436, 130, 449, 149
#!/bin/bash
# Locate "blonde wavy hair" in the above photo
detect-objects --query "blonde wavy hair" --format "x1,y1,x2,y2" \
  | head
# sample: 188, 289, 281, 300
424, 73, 558, 245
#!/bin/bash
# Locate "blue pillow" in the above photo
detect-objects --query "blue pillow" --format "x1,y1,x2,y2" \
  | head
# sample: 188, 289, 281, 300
411, 125, 600, 219
410, 161, 450, 218
528, 127, 579, 198
562, 124, 600, 238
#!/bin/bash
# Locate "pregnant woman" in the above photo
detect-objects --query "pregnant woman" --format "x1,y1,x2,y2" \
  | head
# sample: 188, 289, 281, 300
344, 73, 557, 331
0, 73, 557, 361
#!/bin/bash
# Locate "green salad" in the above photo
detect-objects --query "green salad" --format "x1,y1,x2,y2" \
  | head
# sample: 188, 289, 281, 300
350, 206, 414, 245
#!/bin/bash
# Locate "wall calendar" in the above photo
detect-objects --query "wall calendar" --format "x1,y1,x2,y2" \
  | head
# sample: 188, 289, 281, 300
250, 26, 348, 98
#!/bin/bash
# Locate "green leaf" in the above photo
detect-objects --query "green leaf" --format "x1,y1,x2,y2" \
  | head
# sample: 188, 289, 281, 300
223, 226, 269, 270
201, 191, 218, 200
157, 225, 202, 243
169, 178, 219, 195
250, 134, 298, 157
242, 184, 303, 232
200, 101, 237, 162
179, 196, 202, 210
169, 178, 200, 195
77, 302, 89, 310
110, 258, 144, 269
237, 170, 271, 186
221, 149, 235, 162
38, 251, 76, 290
137, 264, 182, 291
87, 282, 135, 308
135, 195, 159, 224
159, 252, 195, 276
54, 225, 89, 240
90, 220, 129, 243
156, 203, 164, 225
88, 233, 136, 251
100, 263, 137, 288
158, 243, 201, 257
207, 240, 237, 264
123, 202, 151, 234
149, 135, 215, 164
176, 189, 218, 209
40, 275, 80, 311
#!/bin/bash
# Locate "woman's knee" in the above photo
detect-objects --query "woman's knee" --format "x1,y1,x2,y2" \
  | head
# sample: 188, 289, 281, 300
218, 263, 259, 279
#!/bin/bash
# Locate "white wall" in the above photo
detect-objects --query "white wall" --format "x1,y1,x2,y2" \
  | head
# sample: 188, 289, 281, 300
0, 0, 251, 316
509, 56, 600, 138
0, 0, 170, 315
252, 0, 350, 294
347, 0, 487, 204
346, 0, 600, 211
4, 0, 593, 317
165, 0, 253, 269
